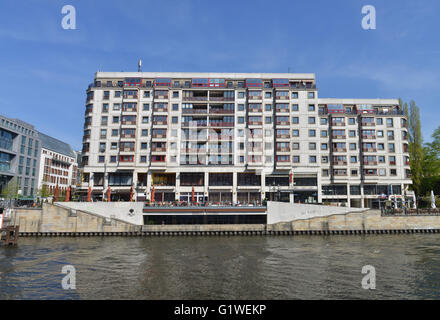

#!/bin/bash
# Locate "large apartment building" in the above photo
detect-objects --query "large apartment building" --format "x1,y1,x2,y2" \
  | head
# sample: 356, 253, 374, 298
79, 72, 412, 208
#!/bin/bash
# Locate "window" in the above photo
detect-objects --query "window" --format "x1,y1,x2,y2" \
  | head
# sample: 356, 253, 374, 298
322, 156, 328, 163
309, 143, 316, 150
238, 104, 244, 111
291, 104, 299, 111
321, 143, 328, 150
292, 156, 300, 163
172, 117, 178, 124
238, 92, 245, 98
112, 129, 118, 136
101, 116, 108, 125
172, 104, 179, 111
308, 117, 315, 124
349, 118, 355, 125
113, 116, 119, 123
141, 143, 148, 150
308, 92, 315, 99
142, 116, 148, 124
308, 104, 315, 112
141, 129, 148, 136
238, 117, 244, 124
265, 116, 272, 124
321, 130, 328, 137
111, 142, 117, 150
309, 129, 316, 137
320, 118, 327, 125
113, 103, 120, 111
377, 118, 383, 125
265, 104, 272, 111
110, 156, 117, 163
349, 143, 357, 150
143, 103, 150, 111
102, 104, 109, 113
386, 118, 394, 127
292, 129, 299, 137
322, 169, 329, 177
292, 117, 299, 124
292, 142, 300, 150
265, 92, 272, 98
291, 92, 298, 99
309, 156, 317, 163
98, 156, 105, 163
349, 130, 356, 137
144, 91, 150, 98
173, 91, 179, 98
350, 156, 357, 163
140, 156, 147, 163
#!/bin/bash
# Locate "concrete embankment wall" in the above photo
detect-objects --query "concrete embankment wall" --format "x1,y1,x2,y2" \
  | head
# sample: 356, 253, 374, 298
54, 202, 144, 225
269, 210, 440, 232
12, 203, 141, 234
9, 203, 440, 236
266, 201, 366, 224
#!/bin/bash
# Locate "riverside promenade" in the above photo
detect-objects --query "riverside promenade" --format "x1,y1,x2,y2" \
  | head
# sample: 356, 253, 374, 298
5, 202, 440, 236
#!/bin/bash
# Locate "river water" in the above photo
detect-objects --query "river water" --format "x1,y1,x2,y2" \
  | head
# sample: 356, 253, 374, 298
1, 234, 440, 299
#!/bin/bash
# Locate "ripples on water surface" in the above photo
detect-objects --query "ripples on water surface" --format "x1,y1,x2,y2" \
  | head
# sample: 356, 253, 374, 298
1, 235, 440, 299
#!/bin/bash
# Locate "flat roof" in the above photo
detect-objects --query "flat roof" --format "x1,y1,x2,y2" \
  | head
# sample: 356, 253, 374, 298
95, 71, 316, 80
318, 98, 400, 105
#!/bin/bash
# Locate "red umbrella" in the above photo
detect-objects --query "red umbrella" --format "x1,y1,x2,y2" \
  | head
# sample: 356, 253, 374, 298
87, 186, 92, 202
65, 186, 71, 202
107, 187, 111, 202
151, 186, 155, 203
191, 186, 195, 204
130, 186, 134, 202
54, 184, 60, 202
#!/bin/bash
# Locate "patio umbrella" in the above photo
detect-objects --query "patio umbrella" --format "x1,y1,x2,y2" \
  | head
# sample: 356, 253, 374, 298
130, 186, 134, 202
107, 187, 111, 202
151, 186, 155, 203
191, 186, 195, 204
65, 186, 70, 202
431, 190, 436, 209
87, 186, 92, 202
54, 184, 60, 202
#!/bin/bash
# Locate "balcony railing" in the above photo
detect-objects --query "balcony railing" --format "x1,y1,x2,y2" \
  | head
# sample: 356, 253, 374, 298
153, 108, 168, 112
331, 121, 345, 126
209, 97, 235, 102
209, 122, 234, 127
276, 121, 290, 125
209, 109, 234, 114
333, 161, 347, 165
332, 135, 346, 139
182, 122, 207, 127
182, 109, 208, 114
362, 135, 376, 139
276, 134, 290, 139
121, 134, 136, 139
276, 148, 290, 152
362, 148, 377, 152
248, 96, 262, 100
152, 147, 167, 152
332, 148, 347, 152
183, 96, 207, 102
154, 94, 169, 99
361, 122, 375, 126
363, 161, 378, 165
123, 94, 138, 99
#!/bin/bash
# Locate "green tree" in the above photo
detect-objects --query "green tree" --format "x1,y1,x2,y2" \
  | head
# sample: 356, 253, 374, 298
0, 177, 19, 203
407, 100, 424, 196
421, 126, 440, 195
37, 184, 51, 198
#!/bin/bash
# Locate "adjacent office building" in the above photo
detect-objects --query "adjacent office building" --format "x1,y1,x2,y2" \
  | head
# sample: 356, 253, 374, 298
79, 72, 412, 208
0, 114, 41, 200
37, 133, 78, 195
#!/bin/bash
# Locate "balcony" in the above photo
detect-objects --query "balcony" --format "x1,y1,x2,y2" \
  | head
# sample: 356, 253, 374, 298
361, 122, 375, 127
331, 121, 345, 127
153, 120, 168, 125
121, 134, 136, 139
333, 161, 347, 165
248, 108, 262, 113
121, 120, 136, 125
153, 107, 168, 113
123, 94, 138, 99
182, 109, 208, 114
182, 122, 207, 127
276, 134, 290, 139
362, 135, 376, 139
276, 148, 290, 152
209, 108, 234, 114
387, 136, 395, 140
275, 95, 289, 100
362, 148, 377, 152
82, 134, 90, 141
152, 147, 167, 152
120, 147, 135, 152
275, 108, 289, 113
209, 122, 234, 127
152, 134, 166, 139
363, 161, 378, 165
332, 135, 346, 139
84, 122, 92, 128
209, 96, 235, 102
276, 121, 290, 125
248, 121, 262, 126
183, 96, 207, 102
154, 94, 169, 99
248, 95, 262, 101
332, 148, 347, 152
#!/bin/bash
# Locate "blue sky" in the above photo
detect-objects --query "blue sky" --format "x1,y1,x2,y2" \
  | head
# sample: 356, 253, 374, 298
0, 0, 439, 149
